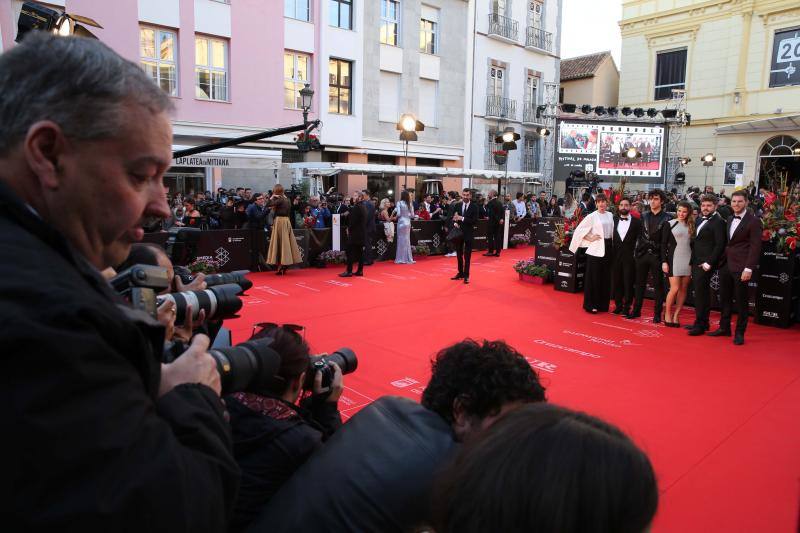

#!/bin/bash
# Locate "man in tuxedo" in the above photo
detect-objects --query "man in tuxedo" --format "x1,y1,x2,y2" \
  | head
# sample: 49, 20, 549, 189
449, 188, 478, 284
339, 191, 368, 278
361, 190, 377, 265
708, 190, 762, 345
484, 190, 505, 257
627, 189, 672, 323
611, 198, 641, 315
687, 194, 727, 335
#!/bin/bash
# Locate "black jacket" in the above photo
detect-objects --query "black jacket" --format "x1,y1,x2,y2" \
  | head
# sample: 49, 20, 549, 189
449, 201, 479, 241
486, 197, 504, 225
245, 396, 457, 533
346, 202, 368, 246
0, 181, 240, 531
691, 212, 726, 267
612, 215, 641, 262
226, 395, 341, 532
362, 200, 377, 236
635, 210, 673, 259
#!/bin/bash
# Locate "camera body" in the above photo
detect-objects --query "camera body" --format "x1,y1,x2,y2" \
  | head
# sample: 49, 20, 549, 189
303, 349, 358, 390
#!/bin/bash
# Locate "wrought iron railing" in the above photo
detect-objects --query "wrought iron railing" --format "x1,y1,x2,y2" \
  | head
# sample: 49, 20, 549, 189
522, 104, 541, 124
521, 153, 541, 173
525, 26, 553, 52
486, 95, 516, 120
488, 13, 518, 41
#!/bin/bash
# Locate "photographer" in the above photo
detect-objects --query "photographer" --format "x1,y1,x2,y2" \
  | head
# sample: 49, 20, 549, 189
226, 324, 343, 531
0, 34, 238, 531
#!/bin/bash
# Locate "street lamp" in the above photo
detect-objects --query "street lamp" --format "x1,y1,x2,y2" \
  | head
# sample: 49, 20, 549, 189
702, 152, 716, 188
396, 113, 425, 191
494, 127, 520, 195
300, 83, 314, 126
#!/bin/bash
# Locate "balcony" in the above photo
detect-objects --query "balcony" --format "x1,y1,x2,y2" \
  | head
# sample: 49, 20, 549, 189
488, 13, 518, 43
485, 148, 504, 171
521, 154, 540, 173
522, 104, 542, 125
525, 26, 553, 52
486, 95, 517, 120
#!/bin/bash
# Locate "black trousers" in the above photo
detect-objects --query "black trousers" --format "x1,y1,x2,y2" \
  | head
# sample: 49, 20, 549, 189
456, 238, 473, 278
487, 223, 504, 254
691, 265, 713, 329
719, 264, 750, 334
345, 243, 364, 274
611, 254, 636, 312
363, 232, 374, 263
584, 241, 612, 312
633, 253, 665, 317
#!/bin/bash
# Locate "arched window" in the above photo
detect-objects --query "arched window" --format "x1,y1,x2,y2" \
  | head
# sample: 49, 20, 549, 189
760, 135, 800, 157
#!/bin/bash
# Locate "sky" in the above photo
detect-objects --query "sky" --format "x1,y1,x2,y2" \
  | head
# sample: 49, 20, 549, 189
560, 0, 623, 67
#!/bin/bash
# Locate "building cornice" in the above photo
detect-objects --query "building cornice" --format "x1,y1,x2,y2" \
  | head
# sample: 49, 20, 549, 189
620, 0, 767, 37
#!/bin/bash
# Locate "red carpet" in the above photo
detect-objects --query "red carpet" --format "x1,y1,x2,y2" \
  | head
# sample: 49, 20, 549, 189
227, 247, 800, 532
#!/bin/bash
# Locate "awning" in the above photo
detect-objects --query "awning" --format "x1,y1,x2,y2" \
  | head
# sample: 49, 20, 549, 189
716, 114, 800, 135
171, 145, 282, 169
287, 162, 543, 181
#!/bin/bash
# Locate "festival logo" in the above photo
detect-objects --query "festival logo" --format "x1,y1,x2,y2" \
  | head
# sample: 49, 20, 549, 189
214, 247, 230, 267
390, 377, 419, 388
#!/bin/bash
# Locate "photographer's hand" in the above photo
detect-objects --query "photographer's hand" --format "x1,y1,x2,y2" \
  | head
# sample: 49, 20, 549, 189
173, 304, 207, 344
313, 363, 343, 403
157, 299, 177, 341
175, 273, 207, 292
159, 334, 220, 397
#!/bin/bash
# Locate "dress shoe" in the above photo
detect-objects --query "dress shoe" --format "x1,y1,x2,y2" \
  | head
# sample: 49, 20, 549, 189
652, 316, 661, 324
624, 311, 641, 319
354, 271, 364, 277
482, 252, 494, 256
707, 328, 731, 337
339, 272, 353, 278
733, 333, 745, 345
664, 321, 677, 328
683, 325, 694, 330
611, 307, 624, 315
451, 274, 464, 280
687, 328, 706, 336
463, 278, 470, 284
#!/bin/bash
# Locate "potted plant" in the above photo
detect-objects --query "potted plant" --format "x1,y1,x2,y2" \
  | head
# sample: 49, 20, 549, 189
509, 235, 529, 248
188, 257, 220, 275
492, 149, 508, 166
760, 178, 798, 254
413, 243, 431, 257
318, 250, 347, 266
513, 258, 551, 284
295, 131, 322, 153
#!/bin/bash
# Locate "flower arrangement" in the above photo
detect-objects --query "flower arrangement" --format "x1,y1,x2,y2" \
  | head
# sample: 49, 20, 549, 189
303, 215, 317, 229
760, 177, 799, 253
319, 250, 347, 264
413, 243, 431, 256
188, 257, 220, 275
553, 207, 585, 249
295, 131, 321, 152
417, 209, 431, 221
610, 177, 628, 210
493, 149, 508, 165
294, 132, 318, 142
513, 258, 550, 279
509, 235, 529, 246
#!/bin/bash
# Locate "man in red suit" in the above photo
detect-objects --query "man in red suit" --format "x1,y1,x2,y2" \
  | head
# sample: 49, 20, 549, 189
708, 190, 762, 345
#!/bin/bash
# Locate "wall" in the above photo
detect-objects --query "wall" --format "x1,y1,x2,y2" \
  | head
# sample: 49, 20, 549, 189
592, 57, 619, 107
561, 77, 594, 107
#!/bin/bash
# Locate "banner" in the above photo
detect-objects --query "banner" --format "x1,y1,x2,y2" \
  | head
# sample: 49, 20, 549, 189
142, 229, 252, 272
554, 248, 586, 293
308, 229, 332, 263
411, 221, 447, 255
534, 245, 559, 270
535, 217, 560, 247
724, 161, 744, 187
508, 218, 535, 245
756, 248, 799, 328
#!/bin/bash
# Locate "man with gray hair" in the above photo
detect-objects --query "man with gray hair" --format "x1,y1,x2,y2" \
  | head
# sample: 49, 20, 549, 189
0, 34, 238, 530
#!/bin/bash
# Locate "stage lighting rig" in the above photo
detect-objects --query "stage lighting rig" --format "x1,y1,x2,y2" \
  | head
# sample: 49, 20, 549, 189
633, 108, 645, 118
594, 106, 607, 116
581, 104, 593, 114
621, 107, 633, 116
661, 109, 678, 119
16, 1, 102, 42
646, 108, 658, 118
561, 104, 577, 113
607, 107, 619, 116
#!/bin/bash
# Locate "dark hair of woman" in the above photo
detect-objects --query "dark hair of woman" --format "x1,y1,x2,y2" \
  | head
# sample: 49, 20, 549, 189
250, 325, 310, 396
676, 200, 696, 237
401, 190, 411, 206
433, 403, 658, 533
594, 192, 608, 203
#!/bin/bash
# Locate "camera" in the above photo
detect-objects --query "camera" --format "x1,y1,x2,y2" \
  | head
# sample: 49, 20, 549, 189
158, 283, 244, 323
205, 270, 254, 293
110, 264, 171, 317
304, 348, 358, 390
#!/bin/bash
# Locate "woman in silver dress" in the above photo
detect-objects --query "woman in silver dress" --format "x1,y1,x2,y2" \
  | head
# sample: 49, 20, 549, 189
394, 190, 415, 264
661, 201, 694, 327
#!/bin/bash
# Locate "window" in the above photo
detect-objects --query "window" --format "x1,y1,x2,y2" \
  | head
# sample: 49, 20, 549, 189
488, 65, 505, 97
559, 87, 564, 103
654, 49, 687, 100
419, 6, 439, 54
525, 74, 538, 106
419, 78, 437, 127
329, 59, 352, 114
285, 52, 311, 109
492, 0, 508, 16
378, 71, 400, 122
523, 136, 541, 173
380, 0, 400, 46
769, 27, 800, 88
195, 36, 228, 101
285, 0, 310, 21
527, 0, 543, 28
329, 0, 352, 29
140, 27, 178, 96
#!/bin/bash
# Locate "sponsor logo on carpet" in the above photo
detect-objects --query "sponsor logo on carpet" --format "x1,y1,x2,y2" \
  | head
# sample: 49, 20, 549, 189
533, 339, 602, 359
563, 330, 624, 348
391, 377, 419, 388
526, 357, 558, 373
256, 285, 289, 296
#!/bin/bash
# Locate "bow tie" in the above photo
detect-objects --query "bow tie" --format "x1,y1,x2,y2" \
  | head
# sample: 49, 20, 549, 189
701, 216, 710, 220
733, 215, 742, 219
619, 217, 629, 221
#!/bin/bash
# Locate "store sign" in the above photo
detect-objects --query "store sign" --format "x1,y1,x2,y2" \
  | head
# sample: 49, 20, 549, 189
769, 28, 800, 88
172, 155, 281, 169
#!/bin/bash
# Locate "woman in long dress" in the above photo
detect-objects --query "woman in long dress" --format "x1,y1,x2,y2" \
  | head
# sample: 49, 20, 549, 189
662, 201, 694, 327
266, 184, 303, 275
394, 190, 415, 264
569, 192, 614, 313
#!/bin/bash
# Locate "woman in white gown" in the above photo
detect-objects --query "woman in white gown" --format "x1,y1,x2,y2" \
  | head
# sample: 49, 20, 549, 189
394, 190, 415, 264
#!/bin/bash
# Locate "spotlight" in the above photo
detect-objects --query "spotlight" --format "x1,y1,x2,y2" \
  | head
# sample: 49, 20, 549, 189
661, 109, 678, 119
536, 104, 547, 118
397, 113, 424, 142
581, 104, 593, 114
685, 113, 692, 126
646, 108, 658, 118
607, 106, 619, 116
633, 108, 645, 118
702, 153, 716, 166
16, 1, 102, 42
537, 127, 551, 137
594, 106, 607, 116
674, 172, 686, 184
621, 107, 633, 116
679, 156, 691, 166
561, 104, 577, 113
495, 127, 520, 151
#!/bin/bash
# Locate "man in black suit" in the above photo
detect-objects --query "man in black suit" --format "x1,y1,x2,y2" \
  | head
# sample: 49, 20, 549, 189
611, 197, 641, 315
627, 189, 673, 323
449, 188, 478, 284
361, 190, 377, 265
483, 189, 505, 257
708, 190, 762, 345
339, 191, 367, 277
687, 194, 727, 335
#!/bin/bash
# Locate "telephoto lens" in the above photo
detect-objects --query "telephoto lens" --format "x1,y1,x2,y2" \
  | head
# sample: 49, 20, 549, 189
209, 338, 282, 395
159, 283, 243, 323
303, 348, 358, 390
205, 270, 254, 292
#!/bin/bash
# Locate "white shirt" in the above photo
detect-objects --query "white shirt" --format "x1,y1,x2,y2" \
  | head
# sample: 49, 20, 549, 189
729, 212, 744, 239
616, 215, 631, 241
513, 199, 526, 217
